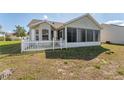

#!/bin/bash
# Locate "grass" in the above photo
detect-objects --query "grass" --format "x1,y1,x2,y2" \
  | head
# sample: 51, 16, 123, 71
45, 46, 109, 60
117, 66, 124, 75
94, 64, 101, 69
0, 41, 21, 54
0, 41, 124, 80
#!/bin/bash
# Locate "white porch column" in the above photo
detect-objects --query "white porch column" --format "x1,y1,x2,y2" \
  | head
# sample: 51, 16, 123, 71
54, 31, 57, 40
93, 30, 95, 42
85, 29, 87, 42
31, 29, 35, 41
39, 29, 42, 41
65, 27, 67, 48
49, 29, 51, 40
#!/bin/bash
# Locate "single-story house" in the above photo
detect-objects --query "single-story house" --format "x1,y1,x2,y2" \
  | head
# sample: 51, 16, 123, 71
21, 13, 101, 52
101, 24, 124, 44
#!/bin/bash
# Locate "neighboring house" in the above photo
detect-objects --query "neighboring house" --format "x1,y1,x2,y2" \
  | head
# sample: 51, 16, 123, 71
21, 14, 101, 52
101, 24, 124, 44
0, 33, 4, 37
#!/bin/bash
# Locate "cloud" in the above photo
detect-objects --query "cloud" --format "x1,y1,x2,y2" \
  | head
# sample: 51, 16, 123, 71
43, 15, 48, 20
105, 20, 124, 26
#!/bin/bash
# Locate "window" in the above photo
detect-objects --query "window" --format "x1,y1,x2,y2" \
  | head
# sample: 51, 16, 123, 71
67, 27, 77, 42
42, 29, 49, 40
35, 30, 39, 41
87, 29, 93, 42
67, 28, 99, 43
35, 30, 39, 34
36, 36, 39, 41
94, 30, 100, 41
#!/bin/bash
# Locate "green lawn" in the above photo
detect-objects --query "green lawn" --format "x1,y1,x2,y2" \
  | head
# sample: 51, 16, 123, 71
0, 41, 124, 80
0, 41, 21, 54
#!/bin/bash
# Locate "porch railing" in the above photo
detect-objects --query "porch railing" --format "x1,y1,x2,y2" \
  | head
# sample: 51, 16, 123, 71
21, 38, 65, 52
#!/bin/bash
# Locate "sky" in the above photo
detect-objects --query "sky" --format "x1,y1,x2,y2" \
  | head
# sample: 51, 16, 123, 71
1, 13, 124, 32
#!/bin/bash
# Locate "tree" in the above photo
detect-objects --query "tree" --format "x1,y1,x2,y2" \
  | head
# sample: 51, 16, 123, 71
0, 25, 3, 34
0, 25, 2, 29
13, 25, 27, 37
0, 25, 6, 41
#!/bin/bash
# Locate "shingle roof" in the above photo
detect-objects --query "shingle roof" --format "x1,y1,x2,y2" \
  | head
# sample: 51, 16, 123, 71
28, 14, 101, 29
28, 19, 41, 26
28, 19, 64, 29
48, 21, 64, 29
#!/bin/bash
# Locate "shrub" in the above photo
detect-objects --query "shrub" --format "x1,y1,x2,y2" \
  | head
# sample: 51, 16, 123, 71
105, 51, 114, 55
64, 61, 68, 65
5, 35, 21, 41
117, 67, 124, 75
0, 36, 4, 41
106, 41, 111, 44
117, 70, 124, 75
10, 36, 20, 41
5, 36, 12, 41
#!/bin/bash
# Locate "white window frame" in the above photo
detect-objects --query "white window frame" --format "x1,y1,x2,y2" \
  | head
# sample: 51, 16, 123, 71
42, 29, 49, 41
35, 29, 39, 41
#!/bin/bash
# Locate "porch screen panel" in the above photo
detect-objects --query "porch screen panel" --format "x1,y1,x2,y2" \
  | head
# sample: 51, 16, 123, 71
67, 27, 77, 42
87, 29, 93, 42
58, 30, 62, 40
81, 29, 86, 42
51, 30, 54, 40
94, 30, 100, 41
77, 29, 86, 42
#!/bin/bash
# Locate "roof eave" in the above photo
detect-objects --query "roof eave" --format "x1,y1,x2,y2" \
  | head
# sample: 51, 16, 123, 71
62, 13, 101, 29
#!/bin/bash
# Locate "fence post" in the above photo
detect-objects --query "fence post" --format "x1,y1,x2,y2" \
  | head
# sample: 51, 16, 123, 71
21, 40, 23, 53
53, 37, 55, 50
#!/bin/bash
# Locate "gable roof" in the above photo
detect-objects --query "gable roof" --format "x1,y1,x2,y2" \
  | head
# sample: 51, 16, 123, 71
28, 13, 101, 29
28, 19, 64, 29
63, 13, 101, 29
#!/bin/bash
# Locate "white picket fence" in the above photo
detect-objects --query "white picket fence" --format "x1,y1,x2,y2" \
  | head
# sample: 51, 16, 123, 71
21, 38, 66, 52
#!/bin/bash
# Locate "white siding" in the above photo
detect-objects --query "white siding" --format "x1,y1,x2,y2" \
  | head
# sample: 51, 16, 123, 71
39, 23, 51, 41
101, 24, 124, 44
31, 29, 35, 41
39, 23, 51, 29
30, 23, 51, 41
65, 16, 100, 30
